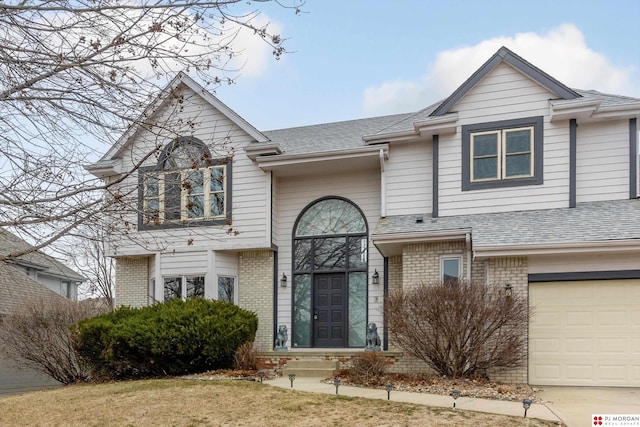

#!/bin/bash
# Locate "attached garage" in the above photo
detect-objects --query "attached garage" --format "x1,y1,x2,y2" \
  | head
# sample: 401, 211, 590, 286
529, 279, 640, 387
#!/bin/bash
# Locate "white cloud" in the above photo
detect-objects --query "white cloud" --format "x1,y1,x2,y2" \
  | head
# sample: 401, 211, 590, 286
362, 24, 640, 116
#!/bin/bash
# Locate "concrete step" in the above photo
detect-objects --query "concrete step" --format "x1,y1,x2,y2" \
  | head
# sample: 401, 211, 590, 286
282, 359, 340, 378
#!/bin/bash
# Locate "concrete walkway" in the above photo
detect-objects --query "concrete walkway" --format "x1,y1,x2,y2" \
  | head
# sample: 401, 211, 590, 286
265, 376, 561, 423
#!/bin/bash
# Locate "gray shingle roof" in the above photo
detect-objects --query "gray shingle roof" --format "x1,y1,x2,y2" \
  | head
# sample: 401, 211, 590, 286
260, 113, 410, 155
0, 262, 64, 316
0, 229, 85, 282
372, 199, 640, 248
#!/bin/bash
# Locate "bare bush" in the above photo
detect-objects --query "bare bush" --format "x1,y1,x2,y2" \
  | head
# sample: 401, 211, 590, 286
233, 341, 258, 370
385, 281, 528, 378
0, 297, 106, 384
346, 351, 388, 385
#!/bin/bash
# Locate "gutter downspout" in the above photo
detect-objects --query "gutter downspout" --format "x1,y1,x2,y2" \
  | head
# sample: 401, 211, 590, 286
465, 233, 471, 282
379, 148, 386, 218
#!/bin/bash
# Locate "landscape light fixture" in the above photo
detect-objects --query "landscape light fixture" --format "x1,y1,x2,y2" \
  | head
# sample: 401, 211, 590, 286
504, 283, 513, 297
451, 389, 461, 409
258, 370, 265, 384
386, 383, 393, 400
333, 378, 341, 395
288, 373, 296, 389
372, 270, 380, 285
280, 273, 287, 288
522, 398, 533, 417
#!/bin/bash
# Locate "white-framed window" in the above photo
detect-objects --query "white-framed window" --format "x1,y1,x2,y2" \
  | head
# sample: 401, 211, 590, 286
163, 275, 205, 301
471, 126, 534, 182
440, 256, 462, 284
217, 276, 236, 303
142, 165, 227, 225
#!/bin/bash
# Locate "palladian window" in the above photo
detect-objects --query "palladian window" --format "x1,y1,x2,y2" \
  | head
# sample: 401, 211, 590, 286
292, 197, 368, 348
138, 137, 231, 228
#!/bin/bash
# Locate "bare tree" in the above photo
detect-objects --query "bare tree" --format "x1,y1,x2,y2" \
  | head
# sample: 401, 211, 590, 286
0, 296, 106, 384
0, 0, 302, 258
385, 281, 528, 378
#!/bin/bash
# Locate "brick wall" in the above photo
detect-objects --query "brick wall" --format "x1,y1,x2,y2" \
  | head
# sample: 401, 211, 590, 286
487, 256, 529, 384
115, 256, 149, 307
239, 250, 274, 352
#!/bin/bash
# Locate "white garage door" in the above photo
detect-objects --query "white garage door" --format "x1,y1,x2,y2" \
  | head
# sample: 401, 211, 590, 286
529, 280, 640, 387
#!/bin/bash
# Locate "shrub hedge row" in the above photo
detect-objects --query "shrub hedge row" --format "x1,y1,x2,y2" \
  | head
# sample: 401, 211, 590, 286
74, 298, 258, 379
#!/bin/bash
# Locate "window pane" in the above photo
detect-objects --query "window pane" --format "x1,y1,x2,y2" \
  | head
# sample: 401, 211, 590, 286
145, 175, 159, 197
164, 173, 181, 221
348, 272, 366, 347
186, 171, 204, 194
211, 167, 224, 192
293, 274, 311, 347
166, 143, 205, 169
145, 199, 160, 223
187, 195, 204, 218
505, 154, 531, 177
164, 277, 182, 300
217, 276, 234, 302
313, 237, 346, 270
294, 239, 312, 271
473, 133, 498, 156
295, 199, 366, 237
442, 259, 460, 283
348, 236, 367, 269
473, 158, 498, 180
505, 129, 531, 153
186, 276, 205, 299
210, 193, 224, 217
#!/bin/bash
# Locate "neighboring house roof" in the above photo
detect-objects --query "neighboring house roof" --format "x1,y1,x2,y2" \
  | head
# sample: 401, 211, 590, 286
0, 261, 64, 316
0, 228, 86, 282
372, 199, 640, 257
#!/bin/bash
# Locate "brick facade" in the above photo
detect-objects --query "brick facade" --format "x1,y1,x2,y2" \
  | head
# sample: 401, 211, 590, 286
115, 256, 149, 307
239, 250, 274, 352
389, 243, 529, 384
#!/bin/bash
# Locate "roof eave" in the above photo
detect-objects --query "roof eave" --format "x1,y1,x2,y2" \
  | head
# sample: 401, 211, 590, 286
255, 145, 389, 170
371, 228, 472, 257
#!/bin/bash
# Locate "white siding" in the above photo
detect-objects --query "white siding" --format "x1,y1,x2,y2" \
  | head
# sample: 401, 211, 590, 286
160, 251, 208, 277
274, 169, 384, 335
385, 142, 432, 216
438, 62, 571, 216
528, 253, 640, 274
576, 120, 630, 202
108, 85, 270, 256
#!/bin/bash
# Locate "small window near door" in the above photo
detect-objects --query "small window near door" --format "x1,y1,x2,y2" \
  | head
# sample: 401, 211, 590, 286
440, 256, 462, 284
218, 276, 235, 303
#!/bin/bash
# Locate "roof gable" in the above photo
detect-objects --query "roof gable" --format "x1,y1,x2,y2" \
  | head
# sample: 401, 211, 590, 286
99, 73, 268, 163
430, 46, 580, 117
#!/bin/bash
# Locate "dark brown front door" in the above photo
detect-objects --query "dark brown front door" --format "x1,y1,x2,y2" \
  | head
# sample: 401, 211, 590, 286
313, 273, 346, 348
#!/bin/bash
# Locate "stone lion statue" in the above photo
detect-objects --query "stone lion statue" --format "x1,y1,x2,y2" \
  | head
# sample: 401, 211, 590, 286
274, 324, 288, 350
365, 322, 381, 351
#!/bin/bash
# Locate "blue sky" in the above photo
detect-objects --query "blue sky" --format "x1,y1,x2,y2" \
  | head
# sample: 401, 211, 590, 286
213, 0, 640, 131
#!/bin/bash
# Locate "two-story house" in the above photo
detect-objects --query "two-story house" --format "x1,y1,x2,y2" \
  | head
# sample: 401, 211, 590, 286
87, 47, 640, 387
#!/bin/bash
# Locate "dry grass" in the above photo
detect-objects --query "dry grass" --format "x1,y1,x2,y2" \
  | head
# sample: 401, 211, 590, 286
0, 379, 557, 427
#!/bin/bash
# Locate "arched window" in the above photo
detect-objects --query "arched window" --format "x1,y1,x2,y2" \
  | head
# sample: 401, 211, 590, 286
292, 197, 368, 348
139, 137, 231, 227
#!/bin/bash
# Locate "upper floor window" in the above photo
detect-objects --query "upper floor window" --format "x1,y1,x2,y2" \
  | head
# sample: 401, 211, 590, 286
462, 116, 543, 191
138, 137, 231, 228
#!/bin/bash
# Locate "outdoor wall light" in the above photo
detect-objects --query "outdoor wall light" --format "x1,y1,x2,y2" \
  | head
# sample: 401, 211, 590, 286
333, 378, 341, 395
372, 269, 380, 285
288, 373, 296, 389
504, 283, 513, 297
522, 398, 533, 417
386, 383, 394, 400
280, 273, 288, 288
451, 389, 461, 409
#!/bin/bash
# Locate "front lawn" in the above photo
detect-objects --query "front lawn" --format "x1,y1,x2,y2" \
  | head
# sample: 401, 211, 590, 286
0, 379, 557, 426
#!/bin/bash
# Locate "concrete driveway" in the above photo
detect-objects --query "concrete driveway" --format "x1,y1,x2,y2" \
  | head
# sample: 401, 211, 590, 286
538, 386, 640, 427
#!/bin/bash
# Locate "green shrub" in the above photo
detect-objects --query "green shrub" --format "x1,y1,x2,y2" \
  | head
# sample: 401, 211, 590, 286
74, 298, 258, 379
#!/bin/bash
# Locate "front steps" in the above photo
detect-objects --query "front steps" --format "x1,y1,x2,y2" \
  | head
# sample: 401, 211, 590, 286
282, 359, 339, 378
